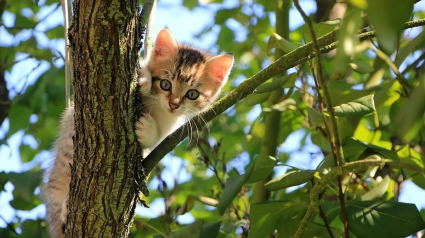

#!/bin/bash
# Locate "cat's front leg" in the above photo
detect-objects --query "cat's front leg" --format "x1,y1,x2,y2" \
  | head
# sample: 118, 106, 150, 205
135, 113, 158, 149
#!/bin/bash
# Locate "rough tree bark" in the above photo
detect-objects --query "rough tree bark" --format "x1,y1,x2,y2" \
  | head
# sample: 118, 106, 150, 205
66, 0, 143, 237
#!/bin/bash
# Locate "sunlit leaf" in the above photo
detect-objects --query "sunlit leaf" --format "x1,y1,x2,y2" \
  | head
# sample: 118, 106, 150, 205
267, 33, 300, 55
328, 95, 375, 117
348, 0, 368, 9
344, 137, 399, 161
346, 201, 425, 238
265, 170, 315, 191
360, 176, 390, 201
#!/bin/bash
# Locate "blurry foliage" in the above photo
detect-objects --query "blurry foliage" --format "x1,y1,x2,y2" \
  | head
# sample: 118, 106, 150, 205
1, 0, 425, 237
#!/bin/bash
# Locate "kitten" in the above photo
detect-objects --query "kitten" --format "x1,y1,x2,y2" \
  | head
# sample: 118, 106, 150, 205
42, 28, 234, 238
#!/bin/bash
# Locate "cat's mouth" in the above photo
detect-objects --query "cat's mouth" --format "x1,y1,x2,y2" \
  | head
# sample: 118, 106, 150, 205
168, 108, 180, 114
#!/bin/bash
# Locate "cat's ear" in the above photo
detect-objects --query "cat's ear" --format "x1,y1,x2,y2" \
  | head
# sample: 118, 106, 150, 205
151, 28, 178, 60
204, 54, 234, 86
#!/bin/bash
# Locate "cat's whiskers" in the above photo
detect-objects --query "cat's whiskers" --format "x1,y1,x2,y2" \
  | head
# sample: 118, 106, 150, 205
187, 108, 210, 135
183, 109, 206, 146
183, 115, 193, 146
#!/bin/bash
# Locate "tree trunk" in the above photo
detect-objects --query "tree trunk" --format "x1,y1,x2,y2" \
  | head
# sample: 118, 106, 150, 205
66, 0, 142, 236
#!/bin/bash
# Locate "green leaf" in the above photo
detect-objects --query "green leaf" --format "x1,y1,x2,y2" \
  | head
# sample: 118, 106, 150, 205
395, 76, 425, 142
254, 73, 297, 94
6, 170, 42, 202
0, 228, 15, 238
6, 103, 33, 136
251, 201, 306, 238
349, 60, 374, 74
246, 154, 277, 184
45, 25, 65, 39
267, 33, 300, 54
200, 222, 221, 238
182, 0, 198, 10
360, 176, 390, 201
344, 137, 399, 161
10, 189, 41, 210
329, 95, 375, 117
244, 92, 269, 107
335, 9, 364, 74
307, 107, 324, 128
168, 220, 204, 238
346, 201, 425, 238
20, 144, 38, 163
0, 172, 8, 192
264, 170, 315, 191
176, 195, 197, 216
302, 19, 340, 44
14, 13, 38, 29
397, 145, 425, 189
367, 0, 415, 54
217, 161, 255, 215
20, 219, 48, 238
267, 98, 296, 112
348, 0, 368, 9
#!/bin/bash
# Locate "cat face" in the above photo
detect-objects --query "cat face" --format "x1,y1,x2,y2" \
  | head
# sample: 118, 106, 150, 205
147, 29, 234, 116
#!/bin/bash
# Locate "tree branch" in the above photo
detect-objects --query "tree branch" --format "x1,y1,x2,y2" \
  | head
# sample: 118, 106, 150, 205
142, 18, 425, 175
293, 0, 350, 236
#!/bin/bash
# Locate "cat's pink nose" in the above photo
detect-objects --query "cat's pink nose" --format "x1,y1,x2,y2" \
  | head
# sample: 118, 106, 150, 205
169, 102, 179, 110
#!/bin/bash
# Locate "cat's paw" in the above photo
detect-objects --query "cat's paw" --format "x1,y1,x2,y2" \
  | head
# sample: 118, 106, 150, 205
137, 61, 152, 95
135, 114, 158, 148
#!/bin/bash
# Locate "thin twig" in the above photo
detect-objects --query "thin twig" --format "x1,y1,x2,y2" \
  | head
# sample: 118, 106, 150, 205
371, 46, 412, 95
292, 1, 349, 236
400, 53, 425, 75
142, 18, 425, 175
61, 0, 72, 107
144, 0, 157, 59
139, 0, 156, 56
311, 179, 334, 238
0, 214, 18, 235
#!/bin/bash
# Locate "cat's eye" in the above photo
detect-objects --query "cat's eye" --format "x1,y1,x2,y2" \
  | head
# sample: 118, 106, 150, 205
160, 79, 172, 91
186, 89, 200, 100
